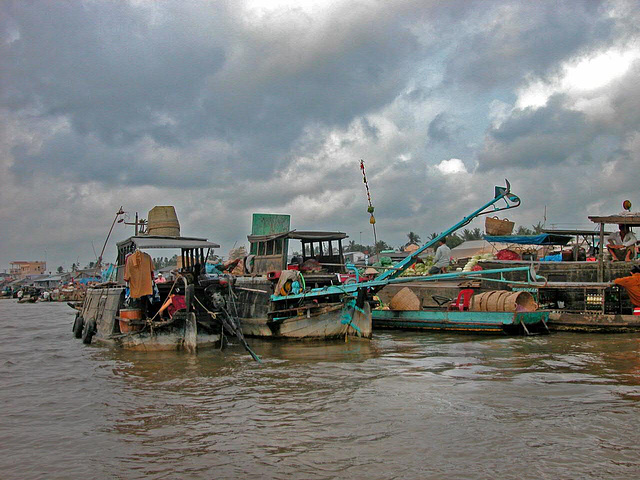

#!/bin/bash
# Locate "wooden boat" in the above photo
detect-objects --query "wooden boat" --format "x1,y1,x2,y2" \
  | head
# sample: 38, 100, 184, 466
234, 181, 522, 340
72, 235, 231, 352
17, 295, 38, 304
372, 281, 549, 335
241, 298, 371, 339
547, 311, 640, 332
373, 309, 550, 335
72, 206, 258, 358
235, 225, 371, 340
452, 210, 640, 333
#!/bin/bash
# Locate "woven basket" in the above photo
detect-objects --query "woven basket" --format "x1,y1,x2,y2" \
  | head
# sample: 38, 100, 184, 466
470, 291, 537, 312
485, 216, 514, 236
389, 287, 421, 311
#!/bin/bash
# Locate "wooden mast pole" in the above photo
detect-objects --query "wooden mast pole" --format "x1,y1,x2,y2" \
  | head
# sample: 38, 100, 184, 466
598, 222, 604, 282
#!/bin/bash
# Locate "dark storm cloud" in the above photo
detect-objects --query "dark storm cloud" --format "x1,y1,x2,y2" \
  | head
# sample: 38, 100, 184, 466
9, 131, 216, 187
1, 0, 424, 184
478, 96, 594, 170
444, 0, 614, 90
478, 59, 640, 171
427, 112, 461, 144
1, 0, 639, 269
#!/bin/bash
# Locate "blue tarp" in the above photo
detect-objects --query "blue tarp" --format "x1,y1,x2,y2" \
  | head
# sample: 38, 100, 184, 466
76, 277, 101, 284
484, 234, 573, 246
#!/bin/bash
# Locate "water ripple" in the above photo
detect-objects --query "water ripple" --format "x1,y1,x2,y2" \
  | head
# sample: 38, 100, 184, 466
1, 302, 640, 479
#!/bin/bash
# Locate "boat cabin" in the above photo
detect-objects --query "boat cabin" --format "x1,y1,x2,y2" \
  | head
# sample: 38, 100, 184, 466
115, 235, 220, 284
248, 230, 348, 275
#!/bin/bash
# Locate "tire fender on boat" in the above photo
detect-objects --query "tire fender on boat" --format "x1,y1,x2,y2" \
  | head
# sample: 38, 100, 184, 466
82, 318, 96, 344
72, 314, 84, 339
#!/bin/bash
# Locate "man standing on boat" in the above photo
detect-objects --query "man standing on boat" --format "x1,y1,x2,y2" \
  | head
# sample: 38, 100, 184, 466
613, 265, 640, 307
429, 238, 451, 274
607, 224, 637, 261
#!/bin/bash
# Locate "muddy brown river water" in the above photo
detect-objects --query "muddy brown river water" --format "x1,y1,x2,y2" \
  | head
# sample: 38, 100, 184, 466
1, 300, 639, 479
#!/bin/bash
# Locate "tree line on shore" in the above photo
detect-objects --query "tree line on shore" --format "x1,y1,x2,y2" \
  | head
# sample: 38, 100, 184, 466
344, 222, 544, 254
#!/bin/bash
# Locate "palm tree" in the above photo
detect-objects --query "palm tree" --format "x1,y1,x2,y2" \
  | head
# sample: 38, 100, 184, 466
375, 240, 391, 253
406, 232, 421, 245
532, 221, 544, 234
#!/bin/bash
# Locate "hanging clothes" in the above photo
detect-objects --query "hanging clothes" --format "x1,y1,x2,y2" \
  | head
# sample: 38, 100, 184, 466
124, 250, 155, 299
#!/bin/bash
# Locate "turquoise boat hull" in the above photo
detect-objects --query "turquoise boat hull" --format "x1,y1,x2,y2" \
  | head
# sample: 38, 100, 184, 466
372, 309, 550, 335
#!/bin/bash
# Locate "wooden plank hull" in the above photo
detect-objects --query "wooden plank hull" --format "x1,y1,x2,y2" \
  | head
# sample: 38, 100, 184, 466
95, 331, 221, 351
80, 287, 223, 351
241, 301, 372, 340
372, 309, 549, 335
547, 311, 640, 332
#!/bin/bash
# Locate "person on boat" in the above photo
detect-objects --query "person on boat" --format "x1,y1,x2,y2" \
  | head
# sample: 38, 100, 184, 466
607, 224, 637, 261
155, 272, 167, 284
429, 238, 451, 274
613, 265, 640, 307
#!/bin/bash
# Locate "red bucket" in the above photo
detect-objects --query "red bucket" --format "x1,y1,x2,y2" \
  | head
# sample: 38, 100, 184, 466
119, 308, 143, 333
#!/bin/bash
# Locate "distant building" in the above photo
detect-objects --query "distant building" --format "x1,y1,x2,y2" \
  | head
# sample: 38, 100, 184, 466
10, 261, 46, 279
33, 275, 63, 289
404, 243, 420, 253
344, 251, 366, 264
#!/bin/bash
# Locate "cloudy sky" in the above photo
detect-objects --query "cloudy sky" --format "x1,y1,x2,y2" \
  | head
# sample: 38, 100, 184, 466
1, 0, 639, 271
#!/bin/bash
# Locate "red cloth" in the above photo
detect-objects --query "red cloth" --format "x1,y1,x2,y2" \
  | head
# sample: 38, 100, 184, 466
167, 295, 186, 317
496, 249, 521, 261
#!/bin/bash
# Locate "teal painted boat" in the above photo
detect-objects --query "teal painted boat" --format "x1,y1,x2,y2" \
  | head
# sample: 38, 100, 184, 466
372, 309, 550, 335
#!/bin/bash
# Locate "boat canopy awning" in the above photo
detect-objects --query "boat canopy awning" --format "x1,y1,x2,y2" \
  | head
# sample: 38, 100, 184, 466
542, 228, 611, 236
248, 230, 348, 243
588, 214, 640, 226
117, 236, 220, 249
484, 234, 573, 245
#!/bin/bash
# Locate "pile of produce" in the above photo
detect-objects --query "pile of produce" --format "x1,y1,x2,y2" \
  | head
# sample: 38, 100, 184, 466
462, 253, 494, 272
399, 257, 434, 277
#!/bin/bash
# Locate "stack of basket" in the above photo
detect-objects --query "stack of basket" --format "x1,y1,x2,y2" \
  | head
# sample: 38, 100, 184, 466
147, 206, 181, 237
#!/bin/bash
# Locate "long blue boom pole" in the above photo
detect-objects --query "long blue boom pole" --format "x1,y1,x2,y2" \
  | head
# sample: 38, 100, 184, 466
375, 179, 521, 281
271, 266, 540, 302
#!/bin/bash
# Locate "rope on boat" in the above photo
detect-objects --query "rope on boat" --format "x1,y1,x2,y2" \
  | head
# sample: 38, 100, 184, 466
194, 295, 262, 363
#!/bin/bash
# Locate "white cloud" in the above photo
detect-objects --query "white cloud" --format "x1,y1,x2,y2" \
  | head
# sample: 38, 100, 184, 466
433, 158, 467, 175
516, 46, 640, 110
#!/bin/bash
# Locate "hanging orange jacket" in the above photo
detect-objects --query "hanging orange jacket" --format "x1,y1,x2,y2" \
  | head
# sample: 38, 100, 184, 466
614, 273, 640, 307
124, 250, 155, 299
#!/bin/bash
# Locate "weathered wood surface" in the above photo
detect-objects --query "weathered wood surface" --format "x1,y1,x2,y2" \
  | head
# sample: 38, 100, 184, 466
547, 311, 640, 332
241, 301, 372, 339
372, 310, 549, 334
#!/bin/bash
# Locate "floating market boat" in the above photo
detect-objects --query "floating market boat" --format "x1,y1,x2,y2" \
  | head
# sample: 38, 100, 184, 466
72, 207, 258, 358
233, 222, 372, 340
372, 269, 550, 335
234, 181, 533, 339
370, 180, 550, 335
459, 210, 640, 332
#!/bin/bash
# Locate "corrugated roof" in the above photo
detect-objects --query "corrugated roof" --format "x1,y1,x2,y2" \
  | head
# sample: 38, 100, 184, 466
248, 230, 348, 242
588, 214, 640, 226
117, 235, 220, 249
